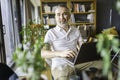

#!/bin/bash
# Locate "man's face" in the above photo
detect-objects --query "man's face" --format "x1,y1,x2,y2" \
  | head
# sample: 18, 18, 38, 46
55, 7, 70, 27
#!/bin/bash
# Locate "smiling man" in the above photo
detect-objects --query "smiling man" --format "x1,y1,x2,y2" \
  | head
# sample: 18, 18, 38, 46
41, 4, 83, 80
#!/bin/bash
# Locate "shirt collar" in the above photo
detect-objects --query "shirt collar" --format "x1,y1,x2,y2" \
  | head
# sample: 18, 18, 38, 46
56, 25, 62, 31
55, 25, 72, 32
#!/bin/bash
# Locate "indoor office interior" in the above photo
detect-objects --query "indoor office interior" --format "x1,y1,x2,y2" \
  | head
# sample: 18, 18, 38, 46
0, 0, 120, 80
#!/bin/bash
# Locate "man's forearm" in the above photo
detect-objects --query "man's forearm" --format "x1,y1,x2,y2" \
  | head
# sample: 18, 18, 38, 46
41, 50, 60, 58
41, 43, 77, 58
41, 43, 60, 58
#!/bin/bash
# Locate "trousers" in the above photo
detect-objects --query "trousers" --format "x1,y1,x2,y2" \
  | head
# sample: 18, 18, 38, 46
51, 60, 103, 80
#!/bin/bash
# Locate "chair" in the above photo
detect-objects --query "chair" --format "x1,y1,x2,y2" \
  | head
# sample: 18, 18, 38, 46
0, 63, 18, 80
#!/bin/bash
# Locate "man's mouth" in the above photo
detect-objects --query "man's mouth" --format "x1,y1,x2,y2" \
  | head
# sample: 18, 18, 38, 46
60, 20, 66, 24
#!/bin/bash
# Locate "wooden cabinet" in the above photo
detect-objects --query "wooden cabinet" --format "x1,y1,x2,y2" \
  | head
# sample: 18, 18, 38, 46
40, 0, 96, 39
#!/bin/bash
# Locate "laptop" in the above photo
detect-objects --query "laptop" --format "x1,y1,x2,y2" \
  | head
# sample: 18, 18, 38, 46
64, 42, 102, 67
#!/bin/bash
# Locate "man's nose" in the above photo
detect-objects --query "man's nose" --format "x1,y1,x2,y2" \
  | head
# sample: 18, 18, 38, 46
60, 15, 64, 19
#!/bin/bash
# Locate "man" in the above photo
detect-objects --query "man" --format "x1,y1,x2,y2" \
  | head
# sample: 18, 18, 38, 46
41, 4, 82, 80
41, 4, 102, 80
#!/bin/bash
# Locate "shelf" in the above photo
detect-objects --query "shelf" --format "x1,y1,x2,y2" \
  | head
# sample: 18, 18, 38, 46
42, 13, 55, 15
70, 23, 94, 25
40, 0, 96, 38
72, 12, 95, 14
41, 0, 67, 2
70, 0, 94, 2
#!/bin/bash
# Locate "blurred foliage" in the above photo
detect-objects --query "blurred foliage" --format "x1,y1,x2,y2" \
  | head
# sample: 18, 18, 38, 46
21, 21, 46, 46
96, 27, 120, 80
13, 21, 47, 80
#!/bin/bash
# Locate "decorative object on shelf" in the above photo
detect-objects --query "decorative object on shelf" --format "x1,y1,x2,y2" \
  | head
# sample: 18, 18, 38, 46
13, 21, 46, 80
87, 13, 94, 23
44, 4, 51, 13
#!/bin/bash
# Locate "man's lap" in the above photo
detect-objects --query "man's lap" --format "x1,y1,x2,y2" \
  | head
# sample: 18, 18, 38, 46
51, 60, 103, 80
51, 65, 74, 80
75, 60, 103, 70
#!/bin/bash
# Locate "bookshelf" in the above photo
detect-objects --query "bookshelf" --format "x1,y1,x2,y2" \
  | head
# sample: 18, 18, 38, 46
40, 0, 96, 39
40, 0, 68, 29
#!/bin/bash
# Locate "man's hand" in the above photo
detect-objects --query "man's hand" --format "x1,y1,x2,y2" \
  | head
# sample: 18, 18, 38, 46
58, 50, 77, 58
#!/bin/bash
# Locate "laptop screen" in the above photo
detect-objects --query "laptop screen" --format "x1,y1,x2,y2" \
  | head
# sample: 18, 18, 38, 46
75, 42, 102, 65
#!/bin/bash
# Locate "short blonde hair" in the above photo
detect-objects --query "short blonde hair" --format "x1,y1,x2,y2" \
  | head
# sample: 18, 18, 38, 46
55, 4, 70, 13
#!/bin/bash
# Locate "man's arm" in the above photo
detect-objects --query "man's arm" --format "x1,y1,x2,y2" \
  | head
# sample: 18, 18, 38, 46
77, 40, 84, 52
41, 43, 56, 58
41, 43, 76, 59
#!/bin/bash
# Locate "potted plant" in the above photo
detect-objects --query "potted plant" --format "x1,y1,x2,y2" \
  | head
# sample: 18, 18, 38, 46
13, 21, 46, 80
96, 27, 120, 80
96, 1, 120, 79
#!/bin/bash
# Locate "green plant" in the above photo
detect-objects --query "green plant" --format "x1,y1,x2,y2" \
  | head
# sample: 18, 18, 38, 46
96, 27, 120, 80
13, 21, 46, 80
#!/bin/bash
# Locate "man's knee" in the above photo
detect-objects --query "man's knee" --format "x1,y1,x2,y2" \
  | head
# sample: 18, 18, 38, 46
51, 65, 74, 80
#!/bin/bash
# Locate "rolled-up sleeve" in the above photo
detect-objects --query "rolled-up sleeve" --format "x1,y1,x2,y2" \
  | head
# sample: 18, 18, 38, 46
44, 30, 52, 45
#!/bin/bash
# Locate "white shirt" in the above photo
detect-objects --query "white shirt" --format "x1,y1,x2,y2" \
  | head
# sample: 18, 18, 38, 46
44, 25, 83, 70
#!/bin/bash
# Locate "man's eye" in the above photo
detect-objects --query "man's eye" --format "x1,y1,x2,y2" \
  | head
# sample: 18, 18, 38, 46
56, 13, 60, 16
64, 12, 68, 15
64, 13, 67, 15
